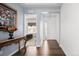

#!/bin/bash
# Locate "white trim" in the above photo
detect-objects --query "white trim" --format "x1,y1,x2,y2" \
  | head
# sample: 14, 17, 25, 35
59, 43, 67, 56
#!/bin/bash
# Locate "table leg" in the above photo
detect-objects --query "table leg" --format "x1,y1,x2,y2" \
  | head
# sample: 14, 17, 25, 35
18, 41, 20, 52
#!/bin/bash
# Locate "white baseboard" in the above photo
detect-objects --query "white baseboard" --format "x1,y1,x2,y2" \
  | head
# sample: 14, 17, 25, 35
59, 43, 68, 56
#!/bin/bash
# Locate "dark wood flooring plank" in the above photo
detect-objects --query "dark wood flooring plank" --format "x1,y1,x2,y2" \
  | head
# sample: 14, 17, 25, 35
13, 40, 66, 56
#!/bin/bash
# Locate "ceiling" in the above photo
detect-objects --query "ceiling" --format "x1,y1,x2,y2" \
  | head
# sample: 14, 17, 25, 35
20, 3, 62, 8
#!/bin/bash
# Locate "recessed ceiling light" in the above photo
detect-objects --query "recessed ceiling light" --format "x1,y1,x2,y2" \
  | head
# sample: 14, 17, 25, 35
41, 12, 48, 14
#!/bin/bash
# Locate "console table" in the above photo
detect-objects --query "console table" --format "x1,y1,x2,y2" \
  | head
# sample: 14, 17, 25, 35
0, 36, 25, 52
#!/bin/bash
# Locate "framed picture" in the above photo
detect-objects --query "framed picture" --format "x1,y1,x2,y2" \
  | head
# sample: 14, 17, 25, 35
0, 3, 17, 31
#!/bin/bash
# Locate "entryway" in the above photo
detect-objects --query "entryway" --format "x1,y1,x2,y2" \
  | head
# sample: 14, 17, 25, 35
24, 14, 37, 46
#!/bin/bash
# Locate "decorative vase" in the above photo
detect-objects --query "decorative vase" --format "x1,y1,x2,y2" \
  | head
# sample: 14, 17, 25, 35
8, 31, 14, 39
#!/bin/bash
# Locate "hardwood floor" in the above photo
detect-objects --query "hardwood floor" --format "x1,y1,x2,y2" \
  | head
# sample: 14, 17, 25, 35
13, 40, 65, 56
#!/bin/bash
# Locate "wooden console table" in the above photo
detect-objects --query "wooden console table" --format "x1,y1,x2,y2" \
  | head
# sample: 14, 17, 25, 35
0, 36, 25, 52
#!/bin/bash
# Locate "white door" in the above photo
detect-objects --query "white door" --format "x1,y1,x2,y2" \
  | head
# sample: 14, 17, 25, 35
47, 14, 59, 43
47, 14, 56, 39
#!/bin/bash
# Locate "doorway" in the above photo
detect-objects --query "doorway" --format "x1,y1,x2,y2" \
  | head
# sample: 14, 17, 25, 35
24, 14, 37, 46
40, 12, 59, 43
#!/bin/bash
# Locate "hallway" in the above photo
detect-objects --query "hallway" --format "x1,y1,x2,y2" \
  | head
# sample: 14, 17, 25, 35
1, 3, 79, 56
13, 40, 65, 56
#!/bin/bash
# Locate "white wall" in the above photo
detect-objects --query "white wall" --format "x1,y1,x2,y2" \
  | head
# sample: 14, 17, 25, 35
40, 20, 44, 46
0, 3, 24, 56
36, 13, 41, 47
60, 3, 79, 56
